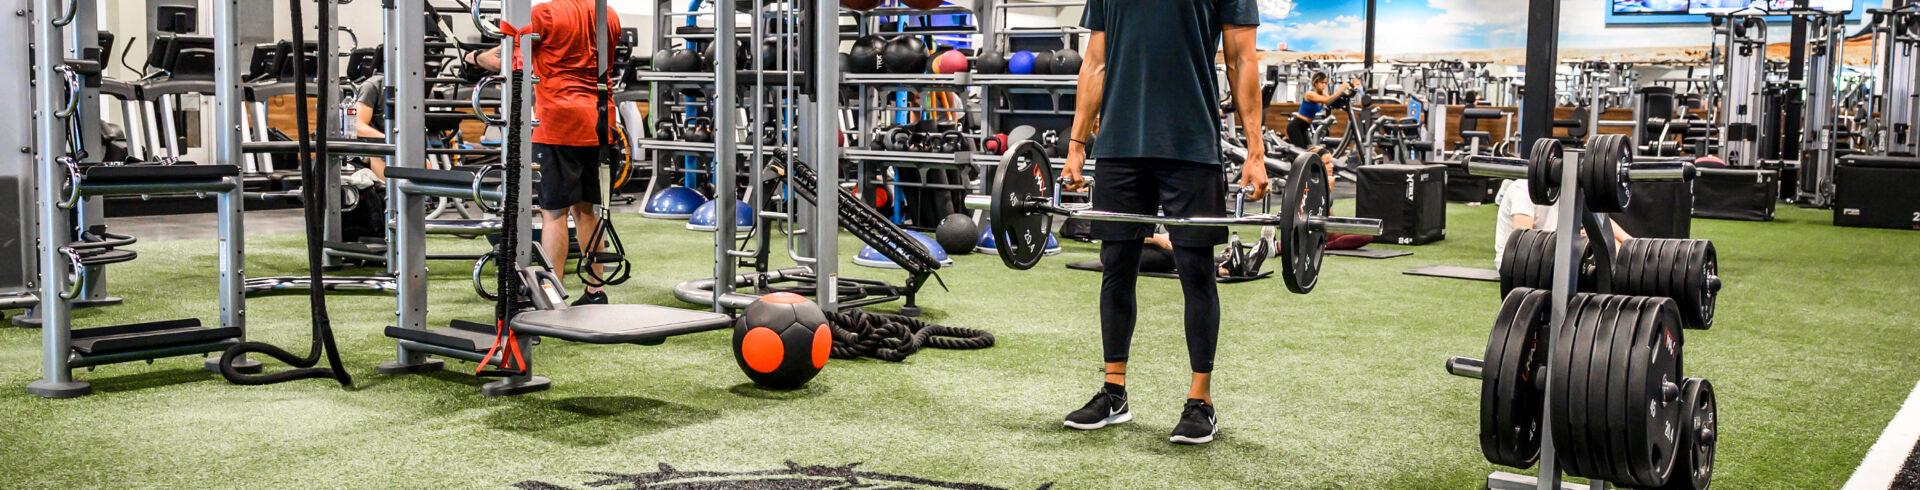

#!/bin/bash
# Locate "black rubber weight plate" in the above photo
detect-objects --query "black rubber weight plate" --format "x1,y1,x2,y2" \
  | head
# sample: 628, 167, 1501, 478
1550, 291, 1584, 477
1605, 295, 1647, 485
1563, 293, 1605, 477
1500, 231, 1526, 295
1528, 231, 1551, 291
1661, 377, 1717, 490
1510, 290, 1554, 467
1642, 299, 1687, 486
1584, 294, 1627, 481
1496, 289, 1552, 467
989, 141, 1053, 270
1515, 230, 1539, 292
1281, 154, 1329, 294
1482, 289, 1527, 466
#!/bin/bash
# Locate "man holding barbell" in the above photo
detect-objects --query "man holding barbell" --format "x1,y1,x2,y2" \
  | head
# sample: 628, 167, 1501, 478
1059, 0, 1266, 445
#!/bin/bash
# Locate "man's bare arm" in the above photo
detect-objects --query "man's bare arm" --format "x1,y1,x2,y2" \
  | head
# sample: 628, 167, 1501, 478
1068, 32, 1108, 155
1223, 25, 1268, 198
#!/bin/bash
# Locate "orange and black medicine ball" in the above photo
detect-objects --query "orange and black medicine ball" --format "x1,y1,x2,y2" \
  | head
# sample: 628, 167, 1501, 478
732, 292, 832, 390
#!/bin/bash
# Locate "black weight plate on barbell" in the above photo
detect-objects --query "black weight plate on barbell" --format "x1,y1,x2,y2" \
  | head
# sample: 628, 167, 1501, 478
1481, 289, 1527, 466
1561, 293, 1605, 477
1601, 294, 1645, 485
1633, 298, 1686, 487
1506, 289, 1554, 468
1584, 135, 1630, 213
1550, 291, 1583, 477
1525, 231, 1548, 292
1499, 231, 1526, 295
1526, 230, 1549, 291
989, 140, 1054, 270
1658, 377, 1716, 490
1580, 294, 1626, 481
1528, 138, 1562, 205
1506, 230, 1536, 294
1493, 288, 1551, 467
1624, 295, 1669, 487
1281, 153, 1330, 294
1683, 240, 1718, 330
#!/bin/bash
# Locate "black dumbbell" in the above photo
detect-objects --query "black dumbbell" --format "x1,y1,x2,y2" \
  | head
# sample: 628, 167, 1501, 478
683, 117, 714, 143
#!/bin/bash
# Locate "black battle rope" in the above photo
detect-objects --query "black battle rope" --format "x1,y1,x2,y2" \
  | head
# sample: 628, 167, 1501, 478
477, 25, 532, 377
574, 0, 631, 289
825, 310, 994, 362
219, 0, 351, 386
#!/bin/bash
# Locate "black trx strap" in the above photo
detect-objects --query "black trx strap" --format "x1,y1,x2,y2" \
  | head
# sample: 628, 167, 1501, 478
219, 0, 350, 387
575, 0, 631, 289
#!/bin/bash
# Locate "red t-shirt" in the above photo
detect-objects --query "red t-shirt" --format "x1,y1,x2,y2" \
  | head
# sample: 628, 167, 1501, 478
525, 0, 621, 147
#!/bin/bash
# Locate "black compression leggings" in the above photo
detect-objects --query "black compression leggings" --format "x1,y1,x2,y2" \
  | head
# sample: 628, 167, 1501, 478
1099, 240, 1221, 374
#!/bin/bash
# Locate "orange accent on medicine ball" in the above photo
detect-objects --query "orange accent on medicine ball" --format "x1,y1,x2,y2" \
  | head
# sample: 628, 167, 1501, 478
741, 327, 785, 373
761, 291, 807, 305
811, 323, 832, 369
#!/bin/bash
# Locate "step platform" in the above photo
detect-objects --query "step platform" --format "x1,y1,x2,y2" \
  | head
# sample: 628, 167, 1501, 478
509, 304, 732, 345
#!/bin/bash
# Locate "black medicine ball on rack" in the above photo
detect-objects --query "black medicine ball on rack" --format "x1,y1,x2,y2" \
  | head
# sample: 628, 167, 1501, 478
847, 35, 888, 74
1051, 48, 1083, 75
881, 36, 928, 74
1031, 50, 1054, 75
974, 50, 1007, 74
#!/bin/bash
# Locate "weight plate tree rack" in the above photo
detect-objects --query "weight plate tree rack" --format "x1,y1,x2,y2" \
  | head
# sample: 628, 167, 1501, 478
1445, 134, 1721, 489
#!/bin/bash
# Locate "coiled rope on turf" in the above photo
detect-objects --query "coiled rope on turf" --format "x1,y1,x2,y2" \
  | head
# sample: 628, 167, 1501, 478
825, 310, 994, 362
217, 0, 350, 387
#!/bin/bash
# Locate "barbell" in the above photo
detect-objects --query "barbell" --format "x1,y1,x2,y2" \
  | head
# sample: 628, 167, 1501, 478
1466, 134, 1693, 212
964, 139, 1383, 294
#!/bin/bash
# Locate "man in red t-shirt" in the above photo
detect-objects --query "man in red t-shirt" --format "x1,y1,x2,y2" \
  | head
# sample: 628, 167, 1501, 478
469, 0, 622, 305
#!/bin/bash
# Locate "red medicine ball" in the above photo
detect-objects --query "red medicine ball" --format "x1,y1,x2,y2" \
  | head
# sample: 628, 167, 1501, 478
732, 292, 832, 390
841, 0, 883, 11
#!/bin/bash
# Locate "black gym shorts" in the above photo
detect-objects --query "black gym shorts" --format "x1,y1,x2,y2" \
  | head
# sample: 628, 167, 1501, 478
1087, 158, 1228, 247
532, 143, 606, 211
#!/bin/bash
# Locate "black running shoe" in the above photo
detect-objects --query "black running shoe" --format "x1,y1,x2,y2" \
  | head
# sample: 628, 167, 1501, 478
570, 290, 608, 306
1063, 383, 1131, 430
1169, 399, 1217, 445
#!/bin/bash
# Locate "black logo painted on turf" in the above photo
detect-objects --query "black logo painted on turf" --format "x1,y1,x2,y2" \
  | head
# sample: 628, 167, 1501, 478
514, 461, 1053, 490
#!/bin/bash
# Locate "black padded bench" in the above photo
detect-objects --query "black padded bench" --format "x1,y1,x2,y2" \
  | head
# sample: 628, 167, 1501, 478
510, 304, 733, 345
83, 164, 238, 184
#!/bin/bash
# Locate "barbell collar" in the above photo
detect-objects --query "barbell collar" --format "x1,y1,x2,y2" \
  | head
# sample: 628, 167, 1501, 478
963, 194, 991, 211
1465, 155, 1530, 179
1445, 356, 1484, 380
1310, 216, 1385, 236
1625, 160, 1695, 182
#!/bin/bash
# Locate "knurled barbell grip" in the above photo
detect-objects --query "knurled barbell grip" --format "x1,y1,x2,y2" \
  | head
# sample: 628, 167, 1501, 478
1310, 216, 1386, 236
1625, 160, 1695, 182
1464, 154, 1530, 180
1445, 356, 1484, 380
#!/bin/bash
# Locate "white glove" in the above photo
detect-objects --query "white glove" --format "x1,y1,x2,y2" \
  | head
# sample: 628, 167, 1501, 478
343, 167, 379, 190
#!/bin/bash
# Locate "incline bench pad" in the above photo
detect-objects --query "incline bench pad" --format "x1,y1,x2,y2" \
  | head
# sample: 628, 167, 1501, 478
511, 305, 732, 344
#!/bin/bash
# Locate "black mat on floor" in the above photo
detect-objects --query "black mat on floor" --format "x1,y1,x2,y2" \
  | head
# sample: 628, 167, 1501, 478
1326, 248, 1412, 259
1402, 265, 1500, 282
1065, 261, 1271, 283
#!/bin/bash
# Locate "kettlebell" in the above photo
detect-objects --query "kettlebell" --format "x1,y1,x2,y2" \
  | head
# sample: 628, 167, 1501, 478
759, 122, 782, 146
685, 117, 715, 143
982, 133, 1008, 155
1041, 130, 1063, 158
654, 119, 682, 141
883, 127, 916, 152
669, 48, 701, 72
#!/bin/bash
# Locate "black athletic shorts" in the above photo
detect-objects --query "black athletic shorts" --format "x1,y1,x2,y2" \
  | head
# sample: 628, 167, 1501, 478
533, 143, 606, 211
1087, 158, 1228, 247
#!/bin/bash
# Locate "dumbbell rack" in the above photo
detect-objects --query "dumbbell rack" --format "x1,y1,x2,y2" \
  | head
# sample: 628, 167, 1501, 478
1447, 141, 1701, 490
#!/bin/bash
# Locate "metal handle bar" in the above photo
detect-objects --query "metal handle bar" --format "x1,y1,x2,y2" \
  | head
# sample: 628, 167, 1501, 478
471, 76, 505, 126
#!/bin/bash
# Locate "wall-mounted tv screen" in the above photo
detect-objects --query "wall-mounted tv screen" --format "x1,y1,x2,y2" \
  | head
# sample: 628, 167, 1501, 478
1607, 0, 1865, 24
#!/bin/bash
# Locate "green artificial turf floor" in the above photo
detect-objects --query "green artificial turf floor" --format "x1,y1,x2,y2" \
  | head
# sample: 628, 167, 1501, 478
2, 202, 1918, 488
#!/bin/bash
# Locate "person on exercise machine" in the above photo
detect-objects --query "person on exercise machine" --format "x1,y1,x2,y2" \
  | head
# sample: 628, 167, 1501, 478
344, 74, 387, 187
1494, 178, 1632, 266
467, 0, 622, 305
1287, 73, 1353, 180
1060, 0, 1265, 445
